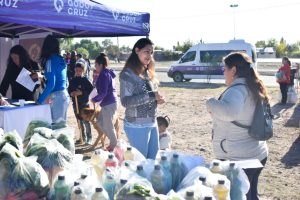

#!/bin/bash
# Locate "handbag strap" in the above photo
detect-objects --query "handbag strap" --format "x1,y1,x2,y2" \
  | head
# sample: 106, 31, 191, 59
218, 83, 247, 100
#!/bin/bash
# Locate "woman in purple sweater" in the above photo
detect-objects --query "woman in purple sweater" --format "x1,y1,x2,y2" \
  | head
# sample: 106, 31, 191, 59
91, 53, 118, 151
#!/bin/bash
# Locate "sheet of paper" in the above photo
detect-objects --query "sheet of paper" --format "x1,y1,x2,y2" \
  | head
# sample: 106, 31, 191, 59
16, 67, 39, 92
234, 159, 264, 169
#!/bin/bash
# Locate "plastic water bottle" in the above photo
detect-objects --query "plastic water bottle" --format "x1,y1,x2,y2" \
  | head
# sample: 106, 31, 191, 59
150, 164, 166, 194
115, 179, 128, 194
199, 176, 207, 186
185, 190, 196, 200
91, 187, 109, 200
210, 161, 222, 174
54, 175, 70, 200
225, 162, 243, 200
105, 154, 118, 168
170, 153, 182, 191
136, 165, 147, 179
213, 180, 229, 200
159, 155, 172, 192
123, 146, 134, 161
103, 173, 117, 200
70, 187, 87, 200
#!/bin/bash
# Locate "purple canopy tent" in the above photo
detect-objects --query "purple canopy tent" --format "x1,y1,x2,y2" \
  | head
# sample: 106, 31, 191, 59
0, 0, 150, 38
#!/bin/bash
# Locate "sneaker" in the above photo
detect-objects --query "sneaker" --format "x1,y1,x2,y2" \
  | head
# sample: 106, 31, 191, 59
86, 138, 93, 145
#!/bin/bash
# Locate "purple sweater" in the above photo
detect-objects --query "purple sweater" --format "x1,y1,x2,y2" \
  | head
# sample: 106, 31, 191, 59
92, 68, 117, 107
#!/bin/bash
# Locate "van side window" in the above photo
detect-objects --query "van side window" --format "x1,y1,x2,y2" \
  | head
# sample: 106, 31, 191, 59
180, 51, 196, 63
200, 50, 232, 63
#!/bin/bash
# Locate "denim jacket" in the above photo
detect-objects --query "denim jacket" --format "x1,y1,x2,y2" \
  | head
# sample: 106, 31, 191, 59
119, 68, 158, 124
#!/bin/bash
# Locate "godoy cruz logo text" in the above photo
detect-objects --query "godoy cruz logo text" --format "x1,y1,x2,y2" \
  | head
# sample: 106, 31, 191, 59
143, 23, 150, 33
112, 10, 139, 24
54, 0, 64, 13
54, 0, 92, 17
0, 0, 18, 8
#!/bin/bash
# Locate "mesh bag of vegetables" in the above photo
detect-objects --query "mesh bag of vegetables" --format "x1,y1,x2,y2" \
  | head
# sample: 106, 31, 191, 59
52, 127, 75, 154
0, 143, 50, 199
0, 130, 23, 152
23, 120, 51, 148
24, 133, 73, 186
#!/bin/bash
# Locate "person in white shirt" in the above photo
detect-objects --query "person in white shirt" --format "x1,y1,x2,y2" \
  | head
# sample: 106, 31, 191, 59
157, 116, 172, 150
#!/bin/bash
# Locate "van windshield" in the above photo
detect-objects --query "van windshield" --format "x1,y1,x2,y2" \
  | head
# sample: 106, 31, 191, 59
180, 51, 196, 63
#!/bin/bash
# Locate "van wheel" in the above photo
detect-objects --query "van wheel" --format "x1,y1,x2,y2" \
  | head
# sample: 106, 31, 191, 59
184, 79, 191, 82
173, 72, 183, 82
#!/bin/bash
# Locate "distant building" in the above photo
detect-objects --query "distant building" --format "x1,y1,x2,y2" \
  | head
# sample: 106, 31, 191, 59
257, 47, 276, 58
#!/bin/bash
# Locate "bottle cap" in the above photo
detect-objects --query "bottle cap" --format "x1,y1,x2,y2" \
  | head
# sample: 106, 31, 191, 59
213, 161, 219, 166
108, 154, 114, 159
199, 176, 206, 182
229, 162, 235, 167
74, 187, 83, 194
154, 164, 161, 170
203, 197, 213, 200
218, 180, 225, 184
58, 175, 65, 180
95, 187, 103, 192
161, 155, 167, 160
81, 174, 87, 179
74, 181, 80, 186
127, 146, 132, 151
137, 165, 143, 171
124, 162, 130, 167
120, 179, 128, 184
186, 190, 194, 197
173, 153, 179, 158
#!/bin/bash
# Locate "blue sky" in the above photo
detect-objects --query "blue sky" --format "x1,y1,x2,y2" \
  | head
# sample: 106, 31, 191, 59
80, 0, 300, 50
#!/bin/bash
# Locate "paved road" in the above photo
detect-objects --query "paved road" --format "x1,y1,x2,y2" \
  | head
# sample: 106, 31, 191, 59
155, 71, 278, 87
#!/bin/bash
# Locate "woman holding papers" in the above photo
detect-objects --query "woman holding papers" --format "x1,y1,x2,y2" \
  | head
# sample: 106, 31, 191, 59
0, 45, 40, 101
37, 35, 70, 124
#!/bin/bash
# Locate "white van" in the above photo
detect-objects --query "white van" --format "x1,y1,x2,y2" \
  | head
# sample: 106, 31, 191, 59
167, 39, 257, 82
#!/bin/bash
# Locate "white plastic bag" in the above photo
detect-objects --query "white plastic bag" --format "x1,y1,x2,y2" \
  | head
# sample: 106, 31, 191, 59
287, 86, 298, 104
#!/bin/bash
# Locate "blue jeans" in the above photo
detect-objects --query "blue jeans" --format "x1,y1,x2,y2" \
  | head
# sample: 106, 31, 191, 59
124, 121, 159, 159
50, 90, 70, 123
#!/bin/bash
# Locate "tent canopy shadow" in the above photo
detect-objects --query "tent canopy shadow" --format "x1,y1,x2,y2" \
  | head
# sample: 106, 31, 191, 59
284, 103, 300, 127
280, 135, 300, 168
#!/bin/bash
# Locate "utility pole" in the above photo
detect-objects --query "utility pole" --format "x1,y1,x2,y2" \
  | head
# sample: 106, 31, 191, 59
230, 4, 238, 40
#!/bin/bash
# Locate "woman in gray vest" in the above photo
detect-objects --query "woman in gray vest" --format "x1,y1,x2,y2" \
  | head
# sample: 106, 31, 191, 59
119, 38, 165, 159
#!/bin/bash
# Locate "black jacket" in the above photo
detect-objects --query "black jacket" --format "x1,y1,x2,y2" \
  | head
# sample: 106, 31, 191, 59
68, 76, 93, 109
0, 61, 39, 101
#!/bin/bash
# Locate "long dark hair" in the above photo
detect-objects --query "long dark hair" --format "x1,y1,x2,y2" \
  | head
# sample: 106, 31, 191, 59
40, 35, 60, 68
224, 52, 269, 103
95, 53, 109, 68
8, 45, 32, 69
122, 38, 155, 79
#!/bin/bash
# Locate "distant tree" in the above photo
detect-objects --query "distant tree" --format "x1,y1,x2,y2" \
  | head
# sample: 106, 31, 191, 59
102, 39, 113, 48
276, 38, 287, 57
76, 47, 89, 58
255, 40, 266, 48
266, 38, 277, 47
174, 39, 194, 53
120, 45, 131, 53
59, 38, 74, 52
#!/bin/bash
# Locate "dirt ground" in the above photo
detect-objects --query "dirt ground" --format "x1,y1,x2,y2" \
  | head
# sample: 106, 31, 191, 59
68, 81, 300, 200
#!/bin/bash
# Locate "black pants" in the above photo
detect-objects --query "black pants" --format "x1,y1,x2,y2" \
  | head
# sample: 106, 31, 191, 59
243, 157, 267, 200
279, 83, 289, 104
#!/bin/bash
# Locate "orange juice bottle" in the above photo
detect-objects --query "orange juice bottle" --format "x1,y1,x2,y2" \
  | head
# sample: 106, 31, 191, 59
213, 180, 229, 200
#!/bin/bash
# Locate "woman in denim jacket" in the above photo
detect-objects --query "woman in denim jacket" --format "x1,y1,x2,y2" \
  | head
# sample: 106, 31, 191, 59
119, 38, 165, 159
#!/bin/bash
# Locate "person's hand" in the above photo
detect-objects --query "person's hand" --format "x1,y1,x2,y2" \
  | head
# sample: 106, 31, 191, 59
75, 90, 82, 96
0, 98, 9, 106
155, 92, 165, 104
45, 97, 52, 104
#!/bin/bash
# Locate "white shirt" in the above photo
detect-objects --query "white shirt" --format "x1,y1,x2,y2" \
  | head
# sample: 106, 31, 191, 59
159, 131, 172, 150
